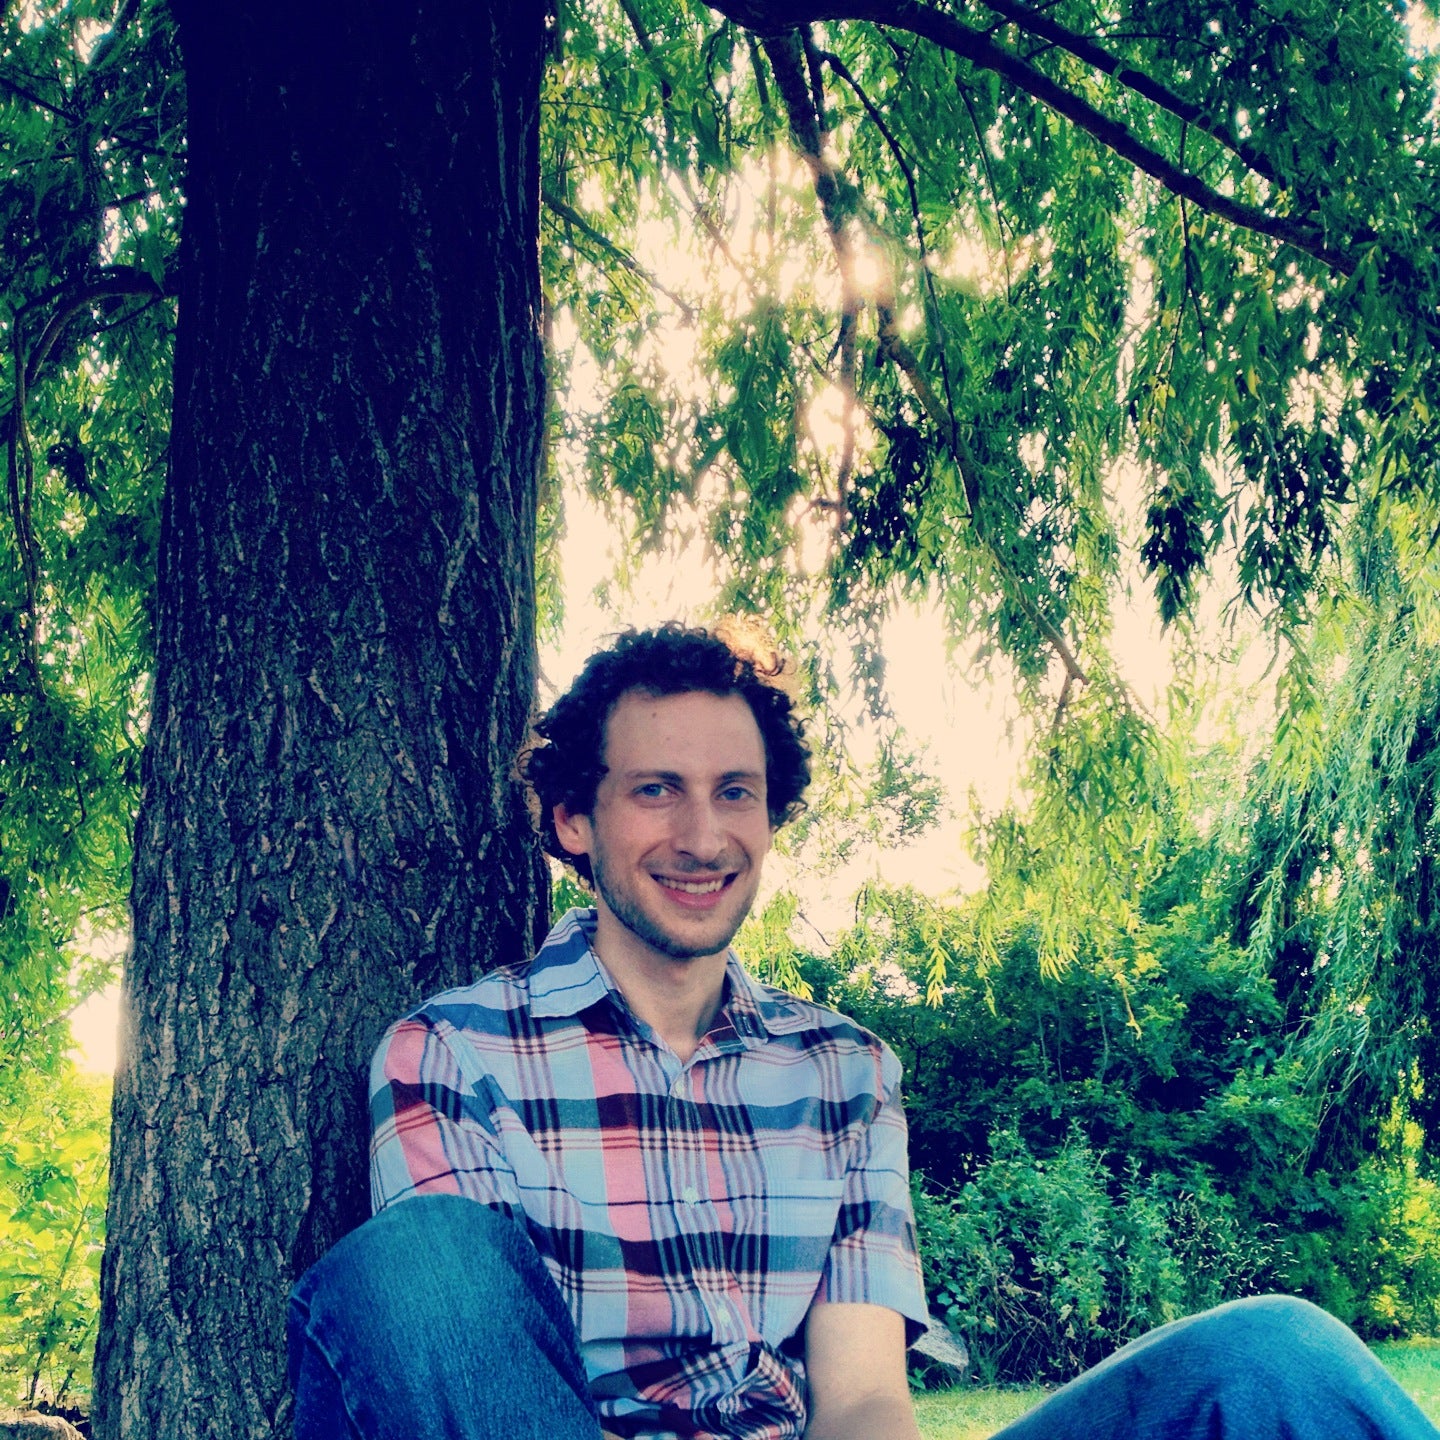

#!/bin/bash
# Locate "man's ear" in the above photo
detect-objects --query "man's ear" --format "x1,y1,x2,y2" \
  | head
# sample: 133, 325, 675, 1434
552, 803, 593, 859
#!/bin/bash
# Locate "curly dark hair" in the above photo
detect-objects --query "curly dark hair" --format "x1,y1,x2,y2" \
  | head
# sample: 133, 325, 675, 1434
521, 623, 811, 882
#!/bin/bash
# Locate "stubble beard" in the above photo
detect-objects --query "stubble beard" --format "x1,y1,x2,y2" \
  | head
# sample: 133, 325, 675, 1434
590, 852, 755, 962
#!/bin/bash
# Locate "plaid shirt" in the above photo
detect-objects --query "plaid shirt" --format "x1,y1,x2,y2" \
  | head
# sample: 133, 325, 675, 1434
369, 908, 927, 1440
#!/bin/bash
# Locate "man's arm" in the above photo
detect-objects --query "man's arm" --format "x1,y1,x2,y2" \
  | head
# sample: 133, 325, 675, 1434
802, 1301, 923, 1440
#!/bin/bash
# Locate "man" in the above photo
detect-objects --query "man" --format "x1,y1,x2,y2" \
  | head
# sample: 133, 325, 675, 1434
289, 624, 1440, 1440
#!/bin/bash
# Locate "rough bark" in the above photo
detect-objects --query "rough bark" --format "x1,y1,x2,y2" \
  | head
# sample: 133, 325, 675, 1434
93, 5, 548, 1436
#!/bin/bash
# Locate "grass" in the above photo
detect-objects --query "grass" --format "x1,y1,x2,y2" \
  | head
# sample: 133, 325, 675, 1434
1375, 1338, 1440, 1421
911, 1339, 1440, 1440
912, 1384, 1049, 1440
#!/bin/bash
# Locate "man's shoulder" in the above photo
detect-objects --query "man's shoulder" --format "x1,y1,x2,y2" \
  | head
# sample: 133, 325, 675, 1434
750, 979, 880, 1040
736, 968, 900, 1074
406, 961, 535, 1025
392, 907, 602, 1035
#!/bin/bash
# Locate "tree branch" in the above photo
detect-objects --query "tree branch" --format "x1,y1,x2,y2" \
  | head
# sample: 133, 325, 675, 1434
781, 38, 1094, 697
873, 309, 1097, 695
759, 27, 861, 518
978, 0, 1282, 189
542, 188, 698, 321
7, 323, 40, 675
0, 68, 77, 122
615, 0, 680, 126
819, 47, 970, 449
20, 266, 166, 388
708, 0, 1361, 275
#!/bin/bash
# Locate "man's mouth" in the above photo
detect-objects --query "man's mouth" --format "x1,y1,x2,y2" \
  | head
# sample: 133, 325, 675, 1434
655, 874, 729, 895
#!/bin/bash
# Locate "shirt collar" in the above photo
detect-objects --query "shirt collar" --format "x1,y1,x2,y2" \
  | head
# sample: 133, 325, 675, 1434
526, 908, 617, 1018
527, 906, 800, 1044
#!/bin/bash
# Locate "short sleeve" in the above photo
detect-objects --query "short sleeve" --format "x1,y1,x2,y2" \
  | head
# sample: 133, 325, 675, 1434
368, 1013, 523, 1218
814, 1046, 929, 1344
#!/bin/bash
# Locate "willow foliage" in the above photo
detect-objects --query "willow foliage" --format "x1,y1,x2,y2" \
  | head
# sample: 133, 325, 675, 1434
3, 0, 1440, 1060
1219, 494, 1440, 1169
1, 0, 179, 1087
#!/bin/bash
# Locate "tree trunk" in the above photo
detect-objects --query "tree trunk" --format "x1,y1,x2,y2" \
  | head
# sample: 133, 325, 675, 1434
93, 5, 548, 1436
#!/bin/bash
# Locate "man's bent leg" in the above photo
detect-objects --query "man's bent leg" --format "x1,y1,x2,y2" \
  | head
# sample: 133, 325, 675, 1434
288, 1192, 602, 1440
993, 1295, 1439, 1440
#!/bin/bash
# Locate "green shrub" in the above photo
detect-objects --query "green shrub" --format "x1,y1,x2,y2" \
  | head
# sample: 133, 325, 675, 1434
1281, 1155, 1440, 1340
912, 1131, 1276, 1382
813, 884, 1440, 1366
1157, 1177, 1277, 1316
0, 1066, 110, 1408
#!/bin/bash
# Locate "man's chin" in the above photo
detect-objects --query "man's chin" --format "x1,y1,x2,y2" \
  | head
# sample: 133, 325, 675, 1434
611, 902, 751, 964
632, 920, 742, 963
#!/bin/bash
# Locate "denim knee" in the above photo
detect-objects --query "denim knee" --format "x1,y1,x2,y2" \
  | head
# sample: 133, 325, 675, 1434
1185, 1294, 1373, 1374
1137, 1294, 1435, 1440
290, 1194, 527, 1354
288, 1194, 598, 1440
994, 1294, 1440, 1440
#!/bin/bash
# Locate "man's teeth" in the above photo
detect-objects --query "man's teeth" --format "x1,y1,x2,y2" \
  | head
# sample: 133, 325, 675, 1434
661, 877, 726, 894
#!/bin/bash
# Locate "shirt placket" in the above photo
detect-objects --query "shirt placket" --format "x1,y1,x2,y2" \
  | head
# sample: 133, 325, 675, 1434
664, 1057, 740, 1346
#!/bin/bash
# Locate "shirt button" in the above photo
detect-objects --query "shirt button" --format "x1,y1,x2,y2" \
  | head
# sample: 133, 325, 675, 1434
680, 1185, 700, 1205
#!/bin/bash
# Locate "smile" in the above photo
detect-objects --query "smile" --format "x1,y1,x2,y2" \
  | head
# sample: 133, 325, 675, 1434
656, 875, 729, 895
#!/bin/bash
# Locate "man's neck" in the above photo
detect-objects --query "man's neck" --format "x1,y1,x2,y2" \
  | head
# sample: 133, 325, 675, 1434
589, 914, 729, 1063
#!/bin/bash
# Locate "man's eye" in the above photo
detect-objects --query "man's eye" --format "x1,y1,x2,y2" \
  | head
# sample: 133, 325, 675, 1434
720, 786, 757, 803
635, 783, 668, 798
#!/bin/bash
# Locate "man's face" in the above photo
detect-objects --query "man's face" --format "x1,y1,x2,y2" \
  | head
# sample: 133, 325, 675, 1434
554, 688, 775, 968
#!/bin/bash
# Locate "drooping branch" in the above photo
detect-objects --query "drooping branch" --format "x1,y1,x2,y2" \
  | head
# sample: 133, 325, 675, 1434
875, 310, 1091, 699
4, 266, 169, 676
0, 67, 78, 122
20, 266, 166, 387
7, 320, 39, 673
542, 188, 698, 321
793, 43, 1089, 697
818, 47, 969, 453
709, 0, 1361, 276
976, 0, 1284, 190
759, 26, 861, 516
559, 7, 753, 323
761, 21, 1095, 699
615, 0, 671, 95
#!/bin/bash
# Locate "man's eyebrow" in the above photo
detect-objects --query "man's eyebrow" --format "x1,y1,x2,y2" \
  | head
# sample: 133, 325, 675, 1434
619, 767, 766, 783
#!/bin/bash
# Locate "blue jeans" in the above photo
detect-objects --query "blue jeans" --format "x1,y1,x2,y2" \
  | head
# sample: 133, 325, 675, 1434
288, 1193, 1440, 1440
289, 1194, 601, 1440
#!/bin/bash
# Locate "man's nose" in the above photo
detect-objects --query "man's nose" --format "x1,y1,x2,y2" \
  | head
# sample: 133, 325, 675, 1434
673, 798, 725, 861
